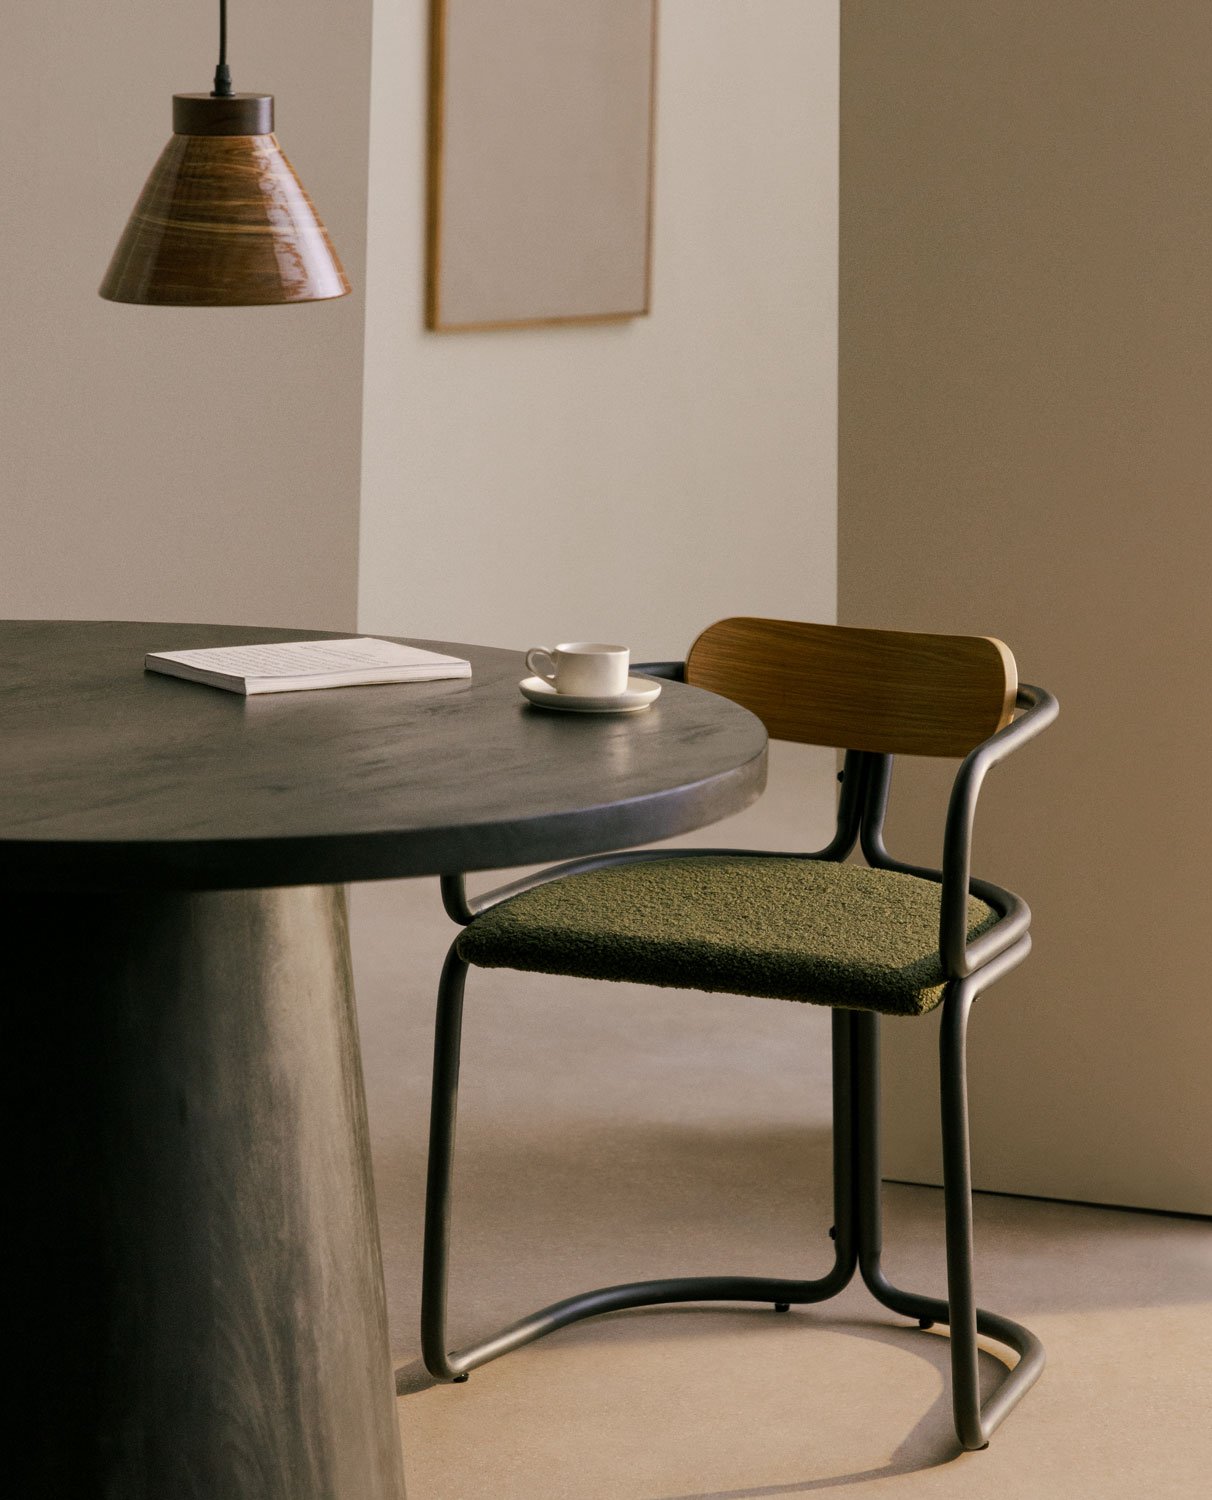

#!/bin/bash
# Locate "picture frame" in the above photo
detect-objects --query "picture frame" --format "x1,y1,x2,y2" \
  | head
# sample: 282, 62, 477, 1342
426, 0, 658, 332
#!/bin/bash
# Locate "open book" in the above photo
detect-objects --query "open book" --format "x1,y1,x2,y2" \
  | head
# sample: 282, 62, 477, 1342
145, 638, 472, 696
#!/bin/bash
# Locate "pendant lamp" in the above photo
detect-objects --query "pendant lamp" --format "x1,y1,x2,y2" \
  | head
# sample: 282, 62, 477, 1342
99, 0, 348, 306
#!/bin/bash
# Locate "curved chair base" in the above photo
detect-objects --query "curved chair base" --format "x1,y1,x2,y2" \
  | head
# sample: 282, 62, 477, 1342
421, 941, 1044, 1452
429, 1272, 1044, 1453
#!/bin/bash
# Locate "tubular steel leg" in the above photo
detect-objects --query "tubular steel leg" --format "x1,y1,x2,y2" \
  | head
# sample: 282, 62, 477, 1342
939, 963, 1046, 1444
827, 1007, 859, 1279
420, 958, 858, 1382
852, 1007, 949, 1331
939, 980, 986, 1448
853, 939, 1045, 1450
421, 947, 470, 1380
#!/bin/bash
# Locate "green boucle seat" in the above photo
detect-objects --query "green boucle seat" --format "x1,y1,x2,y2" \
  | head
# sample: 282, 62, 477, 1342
456, 856, 999, 1018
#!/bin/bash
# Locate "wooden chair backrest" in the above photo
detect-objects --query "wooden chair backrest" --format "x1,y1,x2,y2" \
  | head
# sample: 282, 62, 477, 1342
685, 618, 1017, 757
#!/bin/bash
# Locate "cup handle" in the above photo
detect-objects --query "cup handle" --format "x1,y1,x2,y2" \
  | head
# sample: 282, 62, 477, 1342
526, 647, 557, 683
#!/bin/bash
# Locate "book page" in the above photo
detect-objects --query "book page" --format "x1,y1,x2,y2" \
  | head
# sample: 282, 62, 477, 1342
150, 639, 464, 678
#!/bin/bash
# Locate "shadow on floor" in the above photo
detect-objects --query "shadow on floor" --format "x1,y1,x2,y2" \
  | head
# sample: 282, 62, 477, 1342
397, 1303, 1005, 1494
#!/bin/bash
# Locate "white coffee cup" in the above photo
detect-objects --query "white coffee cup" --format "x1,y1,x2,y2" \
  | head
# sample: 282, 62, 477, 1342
525, 642, 630, 697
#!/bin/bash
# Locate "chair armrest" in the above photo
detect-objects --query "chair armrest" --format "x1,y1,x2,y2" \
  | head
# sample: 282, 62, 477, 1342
440, 873, 477, 924
940, 683, 1059, 977
632, 660, 686, 681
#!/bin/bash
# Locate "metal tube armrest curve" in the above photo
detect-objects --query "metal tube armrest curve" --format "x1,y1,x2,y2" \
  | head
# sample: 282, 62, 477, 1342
941, 683, 1059, 977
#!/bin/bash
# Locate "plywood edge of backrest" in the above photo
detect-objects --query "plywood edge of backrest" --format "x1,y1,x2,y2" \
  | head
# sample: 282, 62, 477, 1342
685, 618, 1018, 756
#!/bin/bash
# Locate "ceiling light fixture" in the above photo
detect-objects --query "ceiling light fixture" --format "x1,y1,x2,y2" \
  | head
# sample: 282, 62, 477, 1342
99, 0, 349, 306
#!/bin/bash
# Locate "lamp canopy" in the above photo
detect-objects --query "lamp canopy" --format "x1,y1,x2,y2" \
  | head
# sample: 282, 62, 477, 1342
99, 3, 348, 307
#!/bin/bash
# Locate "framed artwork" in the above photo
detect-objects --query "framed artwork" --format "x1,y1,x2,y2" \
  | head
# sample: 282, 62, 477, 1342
426, 0, 658, 332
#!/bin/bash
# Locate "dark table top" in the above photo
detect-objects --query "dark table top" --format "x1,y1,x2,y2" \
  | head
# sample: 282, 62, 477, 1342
0, 621, 768, 891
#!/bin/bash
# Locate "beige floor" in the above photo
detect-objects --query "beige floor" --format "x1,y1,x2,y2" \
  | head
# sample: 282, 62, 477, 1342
351, 749, 1211, 1500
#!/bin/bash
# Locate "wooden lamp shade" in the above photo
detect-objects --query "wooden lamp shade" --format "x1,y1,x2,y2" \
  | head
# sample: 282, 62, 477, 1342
99, 94, 349, 307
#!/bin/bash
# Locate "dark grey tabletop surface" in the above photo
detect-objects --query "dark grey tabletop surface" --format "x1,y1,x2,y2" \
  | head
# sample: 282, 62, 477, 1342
0, 621, 768, 890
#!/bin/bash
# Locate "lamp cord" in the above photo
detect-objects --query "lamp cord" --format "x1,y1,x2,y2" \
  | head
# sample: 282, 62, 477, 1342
212, 0, 233, 97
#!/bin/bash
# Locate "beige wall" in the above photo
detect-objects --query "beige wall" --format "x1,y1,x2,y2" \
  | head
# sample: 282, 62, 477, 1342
840, 0, 1212, 1212
1, 4, 371, 629
358, 0, 839, 659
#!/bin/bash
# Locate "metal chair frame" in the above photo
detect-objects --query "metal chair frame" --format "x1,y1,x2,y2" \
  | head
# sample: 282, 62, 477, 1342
421, 675, 1058, 1451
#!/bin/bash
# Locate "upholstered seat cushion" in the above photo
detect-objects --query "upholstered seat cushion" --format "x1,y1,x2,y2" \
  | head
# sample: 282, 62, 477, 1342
456, 857, 999, 1017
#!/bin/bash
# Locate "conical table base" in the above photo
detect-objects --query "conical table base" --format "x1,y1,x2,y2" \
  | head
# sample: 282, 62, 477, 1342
8, 886, 404, 1498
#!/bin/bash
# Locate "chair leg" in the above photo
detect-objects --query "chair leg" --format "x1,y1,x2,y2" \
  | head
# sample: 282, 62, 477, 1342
938, 979, 987, 1448
421, 946, 470, 1381
419, 950, 858, 1382
938, 966, 1046, 1446
848, 1010, 957, 1344
854, 940, 1046, 1450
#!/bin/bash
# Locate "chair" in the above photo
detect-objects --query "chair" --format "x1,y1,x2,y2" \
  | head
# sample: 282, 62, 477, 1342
421, 617, 1058, 1451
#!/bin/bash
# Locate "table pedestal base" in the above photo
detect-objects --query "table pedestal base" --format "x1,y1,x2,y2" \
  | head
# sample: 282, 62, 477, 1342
9, 885, 406, 1500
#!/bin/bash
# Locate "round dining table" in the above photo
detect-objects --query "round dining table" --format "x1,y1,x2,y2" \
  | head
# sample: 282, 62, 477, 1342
1, 620, 767, 1499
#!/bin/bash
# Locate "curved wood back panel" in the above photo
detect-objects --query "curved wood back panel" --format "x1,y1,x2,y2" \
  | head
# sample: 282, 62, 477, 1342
685, 617, 1017, 756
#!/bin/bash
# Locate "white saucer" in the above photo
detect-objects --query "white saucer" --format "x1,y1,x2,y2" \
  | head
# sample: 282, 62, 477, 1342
519, 675, 662, 714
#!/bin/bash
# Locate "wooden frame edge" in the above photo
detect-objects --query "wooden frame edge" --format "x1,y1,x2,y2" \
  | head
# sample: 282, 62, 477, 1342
424, 0, 447, 330
425, 0, 659, 334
